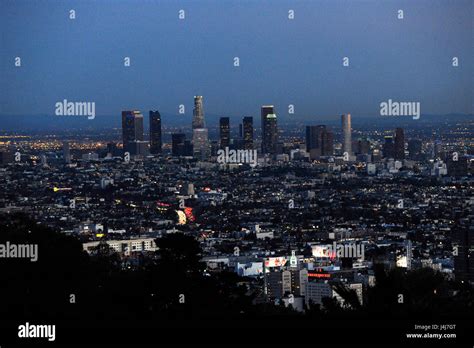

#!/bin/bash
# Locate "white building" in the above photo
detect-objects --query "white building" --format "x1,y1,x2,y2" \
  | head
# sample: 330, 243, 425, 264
83, 238, 158, 255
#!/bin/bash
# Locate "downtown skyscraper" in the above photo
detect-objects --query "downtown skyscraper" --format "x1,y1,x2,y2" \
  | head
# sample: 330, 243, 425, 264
149, 110, 162, 154
394, 127, 405, 160
192, 96, 210, 160
243, 117, 254, 150
261, 106, 278, 155
306, 125, 334, 159
219, 117, 230, 149
192, 96, 205, 129
341, 114, 352, 155
122, 110, 145, 155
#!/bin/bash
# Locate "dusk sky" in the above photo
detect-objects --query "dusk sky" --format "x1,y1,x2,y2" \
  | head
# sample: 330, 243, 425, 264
1, 0, 472, 122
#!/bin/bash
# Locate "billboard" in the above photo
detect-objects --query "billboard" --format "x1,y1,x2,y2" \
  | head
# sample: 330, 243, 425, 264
264, 257, 287, 268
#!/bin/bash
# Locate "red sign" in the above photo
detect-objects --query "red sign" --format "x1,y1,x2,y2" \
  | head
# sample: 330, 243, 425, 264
308, 272, 331, 278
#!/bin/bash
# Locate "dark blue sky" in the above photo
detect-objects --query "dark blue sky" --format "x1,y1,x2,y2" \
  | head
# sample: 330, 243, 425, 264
1, 0, 472, 123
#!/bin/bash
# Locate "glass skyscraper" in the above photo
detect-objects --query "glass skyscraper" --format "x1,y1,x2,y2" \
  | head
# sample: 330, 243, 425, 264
122, 110, 144, 155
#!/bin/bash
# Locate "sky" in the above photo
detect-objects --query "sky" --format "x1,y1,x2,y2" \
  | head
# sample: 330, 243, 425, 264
1, 0, 473, 125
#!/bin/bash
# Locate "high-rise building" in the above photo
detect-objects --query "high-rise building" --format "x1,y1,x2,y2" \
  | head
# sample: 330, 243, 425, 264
341, 114, 352, 155
408, 139, 422, 160
261, 106, 278, 154
172, 133, 186, 156
243, 116, 254, 150
306, 125, 325, 159
192, 96, 205, 129
63, 141, 71, 163
191, 96, 209, 160
383, 136, 395, 159
184, 140, 193, 156
193, 128, 210, 160
219, 117, 230, 149
306, 125, 333, 159
322, 130, 334, 156
149, 110, 162, 154
122, 111, 144, 155
394, 128, 405, 160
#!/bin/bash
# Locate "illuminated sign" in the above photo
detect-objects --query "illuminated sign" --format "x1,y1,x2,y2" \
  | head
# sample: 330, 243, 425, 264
311, 245, 336, 259
264, 257, 287, 268
308, 272, 331, 278
157, 202, 171, 207
184, 207, 195, 222
176, 210, 187, 225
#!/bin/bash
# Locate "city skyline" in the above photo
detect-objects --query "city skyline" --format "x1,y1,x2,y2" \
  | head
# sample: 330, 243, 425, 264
1, 0, 472, 345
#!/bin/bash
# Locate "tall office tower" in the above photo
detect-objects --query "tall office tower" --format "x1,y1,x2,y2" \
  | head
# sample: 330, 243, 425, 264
184, 140, 193, 156
193, 128, 210, 160
219, 117, 230, 149
172, 133, 186, 156
394, 127, 405, 160
383, 136, 395, 158
243, 116, 254, 150
261, 106, 278, 154
454, 218, 474, 283
122, 111, 144, 154
63, 141, 71, 163
306, 125, 334, 159
149, 110, 162, 154
192, 96, 205, 129
406, 240, 413, 270
341, 113, 352, 155
322, 130, 334, 156
191, 96, 209, 159
408, 139, 422, 160
306, 125, 325, 159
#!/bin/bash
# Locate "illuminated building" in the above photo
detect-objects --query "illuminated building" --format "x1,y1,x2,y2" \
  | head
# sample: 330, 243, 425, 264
122, 110, 144, 155
341, 113, 352, 155
219, 117, 230, 149
192, 96, 209, 160
261, 105, 278, 155
243, 116, 254, 150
